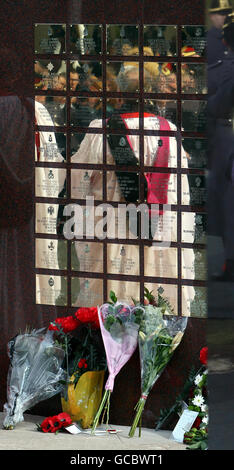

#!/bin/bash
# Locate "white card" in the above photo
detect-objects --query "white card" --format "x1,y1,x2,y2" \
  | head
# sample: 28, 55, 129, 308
65, 424, 82, 434
171, 409, 199, 443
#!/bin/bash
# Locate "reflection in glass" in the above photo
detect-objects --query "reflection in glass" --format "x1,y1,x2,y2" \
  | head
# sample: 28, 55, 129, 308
106, 99, 139, 129
181, 100, 207, 132
107, 243, 139, 275
35, 239, 67, 270
182, 25, 206, 57
107, 280, 140, 304
70, 97, 102, 127
35, 24, 66, 54
35, 203, 59, 234
144, 246, 178, 278
181, 64, 207, 94
143, 25, 177, 56
144, 282, 178, 314
182, 248, 206, 280
71, 133, 103, 161
144, 133, 177, 168
182, 286, 207, 317
144, 172, 177, 204
152, 63, 177, 94
35, 168, 66, 198
74, 61, 103, 90
72, 241, 103, 272
182, 174, 206, 207
182, 212, 206, 244
107, 25, 139, 55
36, 274, 67, 306
106, 134, 139, 166
144, 99, 177, 127
71, 277, 103, 307
35, 60, 66, 91
35, 97, 66, 126
70, 24, 102, 55
107, 170, 140, 203
182, 138, 207, 169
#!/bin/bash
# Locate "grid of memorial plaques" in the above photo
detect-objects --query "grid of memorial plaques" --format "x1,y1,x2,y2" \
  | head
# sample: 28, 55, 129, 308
34, 23, 207, 317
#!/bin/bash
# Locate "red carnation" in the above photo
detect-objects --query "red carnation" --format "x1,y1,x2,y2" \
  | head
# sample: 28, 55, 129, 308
200, 347, 208, 366
49, 315, 80, 334
75, 307, 100, 329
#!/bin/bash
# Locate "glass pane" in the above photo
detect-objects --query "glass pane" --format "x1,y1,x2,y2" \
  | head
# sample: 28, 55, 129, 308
181, 63, 207, 94
35, 203, 59, 234
72, 241, 103, 273
152, 63, 177, 93
107, 243, 140, 275
106, 134, 139, 165
35, 238, 67, 270
144, 134, 177, 168
70, 97, 103, 126
106, 25, 139, 55
71, 277, 103, 307
35, 131, 66, 161
182, 25, 206, 57
144, 99, 177, 127
107, 170, 140, 202
107, 280, 140, 303
35, 168, 66, 198
70, 24, 102, 55
144, 246, 178, 278
70, 61, 102, 90
35, 60, 66, 91
144, 172, 177, 204
182, 286, 207, 318
182, 248, 206, 281
71, 133, 103, 162
36, 274, 67, 306
35, 24, 66, 54
182, 211, 206, 244
143, 25, 177, 56
182, 174, 206, 207
181, 100, 207, 132
71, 169, 103, 200
144, 282, 178, 314
108, 61, 139, 92
182, 138, 207, 169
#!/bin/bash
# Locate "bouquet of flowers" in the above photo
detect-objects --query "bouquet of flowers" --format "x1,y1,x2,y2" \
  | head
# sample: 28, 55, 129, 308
128, 287, 188, 437
3, 328, 66, 429
48, 306, 107, 428
91, 291, 145, 433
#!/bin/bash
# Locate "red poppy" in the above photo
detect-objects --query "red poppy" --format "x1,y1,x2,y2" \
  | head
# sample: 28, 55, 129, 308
49, 315, 80, 334
78, 358, 88, 369
75, 307, 100, 329
200, 347, 208, 366
56, 412, 72, 427
40, 415, 62, 433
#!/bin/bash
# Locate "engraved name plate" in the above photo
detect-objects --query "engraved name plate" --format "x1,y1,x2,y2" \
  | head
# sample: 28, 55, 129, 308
182, 248, 206, 280
107, 280, 140, 303
35, 60, 66, 90
144, 282, 178, 314
72, 241, 103, 272
107, 171, 139, 202
106, 99, 139, 129
35, 168, 66, 198
70, 98, 103, 127
107, 244, 139, 275
182, 286, 207, 318
35, 238, 67, 270
143, 25, 177, 56
35, 131, 66, 162
182, 138, 207, 169
182, 25, 206, 57
182, 100, 207, 133
35, 203, 59, 234
36, 274, 67, 306
70, 24, 102, 55
144, 100, 177, 127
155, 64, 177, 94
144, 246, 178, 278
182, 212, 206, 244
71, 133, 103, 162
144, 134, 177, 168
106, 134, 139, 165
107, 25, 139, 55
35, 24, 66, 54
182, 174, 206, 207
36, 98, 67, 127
71, 169, 103, 200
71, 277, 103, 307
144, 173, 177, 204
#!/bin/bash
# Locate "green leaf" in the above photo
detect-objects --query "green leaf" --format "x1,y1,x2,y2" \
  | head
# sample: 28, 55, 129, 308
109, 290, 117, 304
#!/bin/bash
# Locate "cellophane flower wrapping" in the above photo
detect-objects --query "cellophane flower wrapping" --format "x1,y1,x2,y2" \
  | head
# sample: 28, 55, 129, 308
91, 301, 144, 433
3, 328, 66, 429
129, 306, 188, 437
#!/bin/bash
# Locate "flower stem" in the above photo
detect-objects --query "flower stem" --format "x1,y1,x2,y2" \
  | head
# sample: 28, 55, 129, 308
91, 389, 111, 434
128, 398, 146, 438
